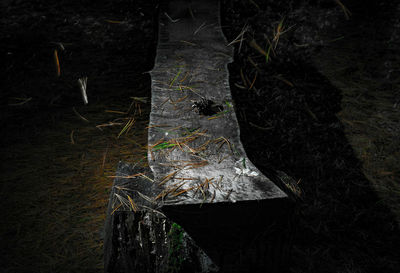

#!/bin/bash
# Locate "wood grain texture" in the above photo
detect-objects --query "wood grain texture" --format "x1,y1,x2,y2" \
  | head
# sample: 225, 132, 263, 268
104, 1, 296, 272
149, 0, 287, 206
104, 162, 219, 273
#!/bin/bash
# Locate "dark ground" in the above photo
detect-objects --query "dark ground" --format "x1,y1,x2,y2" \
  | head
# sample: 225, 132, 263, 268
1, 0, 157, 272
221, 0, 400, 272
1, 0, 399, 272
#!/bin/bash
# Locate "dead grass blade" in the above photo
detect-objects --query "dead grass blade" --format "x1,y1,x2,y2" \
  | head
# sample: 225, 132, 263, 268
164, 12, 180, 23
96, 121, 123, 130
172, 186, 196, 197
180, 40, 197, 46
194, 21, 207, 35
105, 110, 127, 115
117, 118, 135, 138
249, 122, 274, 131
180, 71, 189, 83
225, 189, 233, 200
334, 0, 352, 20
218, 155, 229, 164
169, 69, 182, 87
78, 77, 88, 104
139, 174, 154, 183
184, 160, 209, 169
72, 107, 89, 122
249, 39, 268, 57
227, 24, 248, 53
105, 19, 125, 24
111, 203, 122, 215
114, 193, 130, 208
170, 95, 188, 105
54, 49, 61, 77
249, 0, 260, 10
136, 191, 155, 203
240, 68, 249, 88
8, 97, 32, 106
249, 71, 258, 90
273, 75, 294, 87
174, 177, 197, 181
159, 170, 180, 186
214, 136, 232, 153
107, 172, 145, 179
210, 190, 216, 202
127, 195, 138, 212
70, 130, 75, 144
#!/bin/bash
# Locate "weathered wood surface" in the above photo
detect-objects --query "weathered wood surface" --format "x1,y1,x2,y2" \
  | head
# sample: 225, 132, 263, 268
104, 163, 297, 272
104, 0, 296, 272
104, 162, 219, 273
149, 0, 287, 205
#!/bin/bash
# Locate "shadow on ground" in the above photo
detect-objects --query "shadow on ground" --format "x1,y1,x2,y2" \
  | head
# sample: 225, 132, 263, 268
222, 0, 400, 272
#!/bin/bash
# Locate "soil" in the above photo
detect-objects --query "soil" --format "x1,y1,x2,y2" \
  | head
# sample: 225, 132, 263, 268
1, 0, 157, 272
221, 0, 400, 272
1, 0, 399, 272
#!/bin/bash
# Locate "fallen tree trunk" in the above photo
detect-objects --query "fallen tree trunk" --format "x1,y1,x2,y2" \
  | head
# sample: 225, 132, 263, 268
104, 0, 297, 272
